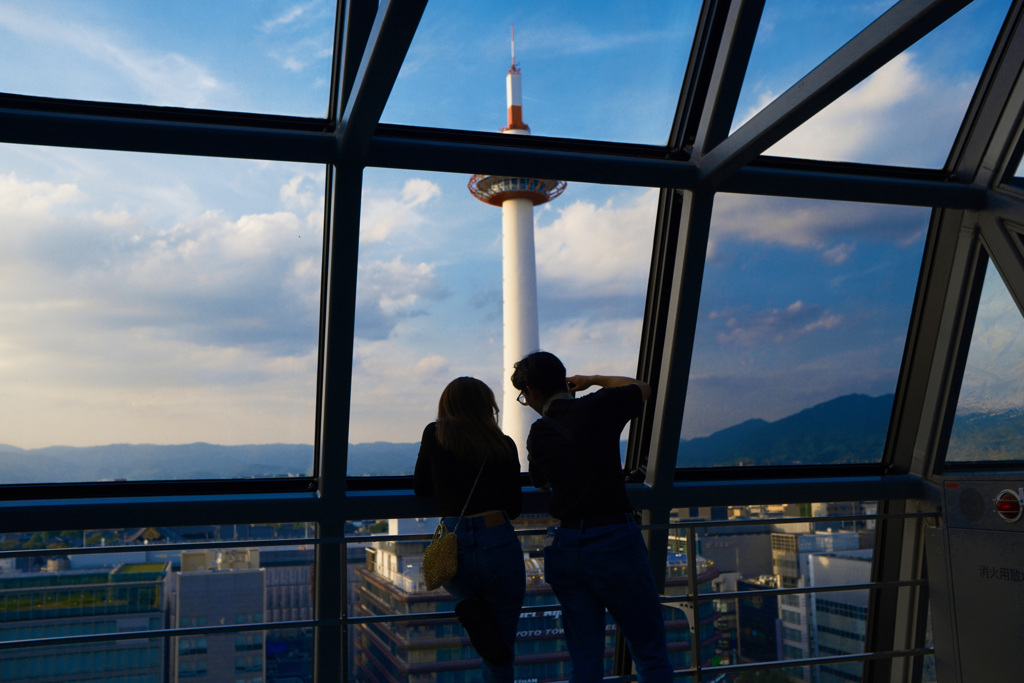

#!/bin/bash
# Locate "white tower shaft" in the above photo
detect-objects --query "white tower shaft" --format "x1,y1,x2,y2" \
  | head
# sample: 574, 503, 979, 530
464, 30, 563, 470
500, 197, 539, 469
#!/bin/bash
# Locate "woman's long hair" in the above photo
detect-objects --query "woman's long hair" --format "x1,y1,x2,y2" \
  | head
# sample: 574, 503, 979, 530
436, 377, 516, 464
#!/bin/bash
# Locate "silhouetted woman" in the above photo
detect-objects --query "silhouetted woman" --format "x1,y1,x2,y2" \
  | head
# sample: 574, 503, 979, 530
415, 377, 525, 682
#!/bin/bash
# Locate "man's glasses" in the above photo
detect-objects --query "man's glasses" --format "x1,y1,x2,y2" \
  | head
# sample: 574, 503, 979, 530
517, 390, 528, 405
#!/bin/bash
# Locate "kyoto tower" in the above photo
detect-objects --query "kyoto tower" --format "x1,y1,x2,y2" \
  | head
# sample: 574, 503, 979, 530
468, 27, 565, 469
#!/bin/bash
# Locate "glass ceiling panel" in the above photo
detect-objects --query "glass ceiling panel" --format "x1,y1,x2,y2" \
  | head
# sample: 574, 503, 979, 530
678, 195, 929, 468
759, 0, 1011, 168
946, 255, 1024, 465
348, 169, 656, 476
0, 1, 336, 117
0, 144, 322, 483
733, 0, 899, 131
380, 0, 699, 145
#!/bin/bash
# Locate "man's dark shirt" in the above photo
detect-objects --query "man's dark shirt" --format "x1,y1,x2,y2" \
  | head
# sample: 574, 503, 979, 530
527, 384, 642, 521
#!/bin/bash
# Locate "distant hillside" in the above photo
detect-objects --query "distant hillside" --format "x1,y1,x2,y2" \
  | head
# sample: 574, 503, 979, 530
0, 441, 424, 484
947, 409, 1024, 461
7, 393, 1018, 483
0, 443, 316, 484
677, 393, 895, 467
346, 442, 419, 476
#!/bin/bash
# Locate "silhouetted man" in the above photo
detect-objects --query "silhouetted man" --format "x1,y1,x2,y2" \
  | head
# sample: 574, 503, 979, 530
512, 351, 672, 682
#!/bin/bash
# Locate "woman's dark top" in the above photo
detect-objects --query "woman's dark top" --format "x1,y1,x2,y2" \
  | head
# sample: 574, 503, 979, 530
414, 422, 522, 519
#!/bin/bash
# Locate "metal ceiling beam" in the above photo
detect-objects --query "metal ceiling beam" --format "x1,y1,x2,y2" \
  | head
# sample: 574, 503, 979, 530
699, 0, 972, 189
368, 133, 698, 188
949, 0, 1024, 184
689, 0, 766, 158
980, 212, 1024, 316
337, 0, 428, 162
885, 0, 1024, 482
723, 163, 985, 208
0, 99, 335, 162
368, 129, 984, 207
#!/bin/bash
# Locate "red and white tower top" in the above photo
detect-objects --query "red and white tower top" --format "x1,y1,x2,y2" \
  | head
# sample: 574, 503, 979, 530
503, 24, 528, 134
469, 26, 566, 206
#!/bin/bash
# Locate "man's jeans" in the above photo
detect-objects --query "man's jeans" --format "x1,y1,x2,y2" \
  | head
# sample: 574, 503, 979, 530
544, 516, 673, 682
443, 513, 526, 683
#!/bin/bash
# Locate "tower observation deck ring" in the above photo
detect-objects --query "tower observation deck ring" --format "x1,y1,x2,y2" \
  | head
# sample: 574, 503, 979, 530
468, 174, 567, 207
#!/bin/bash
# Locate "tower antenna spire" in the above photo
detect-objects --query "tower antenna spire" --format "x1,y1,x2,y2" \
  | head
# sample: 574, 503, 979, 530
510, 24, 518, 73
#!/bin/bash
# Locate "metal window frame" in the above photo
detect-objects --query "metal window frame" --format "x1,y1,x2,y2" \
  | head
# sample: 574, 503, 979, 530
0, 0, 1023, 680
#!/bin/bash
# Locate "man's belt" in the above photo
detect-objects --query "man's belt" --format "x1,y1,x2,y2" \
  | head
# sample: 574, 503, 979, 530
559, 513, 629, 530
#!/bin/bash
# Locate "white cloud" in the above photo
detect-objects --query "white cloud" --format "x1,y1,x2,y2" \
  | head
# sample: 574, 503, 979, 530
823, 242, 855, 265
710, 193, 923, 258
712, 300, 844, 347
280, 173, 321, 213
0, 171, 328, 447
741, 52, 973, 166
0, 5, 222, 107
348, 341, 456, 442
354, 256, 449, 341
535, 188, 657, 296
541, 316, 643, 379
263, 3, 314, 31
0, 172, 80, 224
361, 178, 442, 243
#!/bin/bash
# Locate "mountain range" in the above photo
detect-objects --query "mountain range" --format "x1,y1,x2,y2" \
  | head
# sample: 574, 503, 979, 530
2, 392, 1019, 483
675, 393, 895, 467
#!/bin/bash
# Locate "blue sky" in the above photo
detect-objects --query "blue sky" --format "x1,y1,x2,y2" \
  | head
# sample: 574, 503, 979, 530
0, 0, 1018, 458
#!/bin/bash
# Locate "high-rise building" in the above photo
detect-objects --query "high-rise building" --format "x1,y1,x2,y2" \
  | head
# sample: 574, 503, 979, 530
808, 549, 873, 683
172, 550, 266, 683
352, 522, 721, 681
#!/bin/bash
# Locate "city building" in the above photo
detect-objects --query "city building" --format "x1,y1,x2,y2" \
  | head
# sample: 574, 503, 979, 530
737, 575, 782, 666
172, 550, 266, 683
352, 522, 720, 681
808, 550, 873, 683
0, 563, 169, 682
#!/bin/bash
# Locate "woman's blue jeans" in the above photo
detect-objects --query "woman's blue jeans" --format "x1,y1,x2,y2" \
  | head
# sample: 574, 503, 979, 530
543, 516, 673, 683
443, 513, 526, 683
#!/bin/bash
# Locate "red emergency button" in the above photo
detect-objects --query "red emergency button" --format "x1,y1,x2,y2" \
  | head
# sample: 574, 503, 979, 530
995, 489, 1022, 522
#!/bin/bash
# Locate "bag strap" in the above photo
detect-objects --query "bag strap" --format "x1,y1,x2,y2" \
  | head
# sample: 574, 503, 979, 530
448, 461, 486, 533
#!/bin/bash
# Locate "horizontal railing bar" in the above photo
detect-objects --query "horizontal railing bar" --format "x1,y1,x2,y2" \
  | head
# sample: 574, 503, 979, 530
653, 510, 938, 531
678, 578, 928, 604
0, 508, 933, 559
696, 647, 935, 675
0, 618, 326, 650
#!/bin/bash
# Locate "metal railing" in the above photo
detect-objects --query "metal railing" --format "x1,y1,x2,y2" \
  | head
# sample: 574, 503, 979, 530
0, 508, 938, 682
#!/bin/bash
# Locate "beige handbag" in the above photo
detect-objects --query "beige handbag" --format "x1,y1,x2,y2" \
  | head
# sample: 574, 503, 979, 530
422, 463, 484, 591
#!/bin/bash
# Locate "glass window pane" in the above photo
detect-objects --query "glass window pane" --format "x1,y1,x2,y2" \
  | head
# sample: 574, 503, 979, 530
669, 502, 879, 677
0, 2, 336, 117
350, 169, 656, 475
0, 145, 322, 483
947, 255, 1024, 464
735, 1, 899, 127
737, 0, 1010, 168
381, 1, 700, 145
349, 515, 586, 681
679, 196, 928, 468
0, 524, 314, 683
